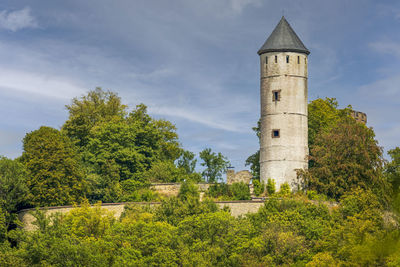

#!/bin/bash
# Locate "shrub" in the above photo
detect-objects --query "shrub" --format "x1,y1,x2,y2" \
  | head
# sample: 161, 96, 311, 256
231, 182, 251, 200
253, 179, 265, 196
279, 183, 291, 196
267, 178, 276, 195
207, 183, 232, 199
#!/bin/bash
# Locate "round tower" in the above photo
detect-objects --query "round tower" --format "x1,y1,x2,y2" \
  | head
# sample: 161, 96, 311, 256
258, 17, 310, 190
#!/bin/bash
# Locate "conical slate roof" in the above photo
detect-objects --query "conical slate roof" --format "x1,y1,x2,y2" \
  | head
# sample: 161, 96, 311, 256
258, 17, 310, 55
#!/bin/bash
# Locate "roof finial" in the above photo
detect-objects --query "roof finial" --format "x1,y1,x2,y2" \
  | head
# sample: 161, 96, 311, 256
282, 9, 285, 17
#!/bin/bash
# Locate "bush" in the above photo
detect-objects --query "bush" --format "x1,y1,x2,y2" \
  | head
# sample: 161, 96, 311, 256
231, 182, 251, 200
267, 179, 276, 195
253, 179, 265, 196
207, 183, 232, 199
279, 183, 291, 196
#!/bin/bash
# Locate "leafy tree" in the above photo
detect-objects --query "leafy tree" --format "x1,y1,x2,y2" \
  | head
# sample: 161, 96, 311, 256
83, 104, 181, 201
299, 118, 388, 202
21, 126, 85, 206
386, 147, 400, 196
177, 150, 197, 174
62, 87, 127, 147
0, 157, 29, 226
0, 208, 6, 243
308, 97, 351, 149
199, 148, 229, 182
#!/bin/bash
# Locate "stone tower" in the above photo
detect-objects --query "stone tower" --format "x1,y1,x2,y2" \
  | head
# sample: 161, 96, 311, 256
258, 17, 310, 190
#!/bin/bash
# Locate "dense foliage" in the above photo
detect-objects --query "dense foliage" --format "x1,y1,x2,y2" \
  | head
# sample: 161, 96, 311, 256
21, 126, 86, 207
1, 186, 399, 266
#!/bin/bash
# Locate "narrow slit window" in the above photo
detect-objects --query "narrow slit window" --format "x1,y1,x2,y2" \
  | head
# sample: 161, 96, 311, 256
275, 55, 277, 63
286, 55, 289, 63
272, 129, 280, 138
265, 56, 268, 64
272, 90, 281, 102
305, 57, 307, 64
297, 56, 300, 64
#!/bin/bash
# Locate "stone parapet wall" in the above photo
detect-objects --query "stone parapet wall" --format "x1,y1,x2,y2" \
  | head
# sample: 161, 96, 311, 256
150, 183, 211, 197
226, 170, 252, 185
18, 200, 265, 232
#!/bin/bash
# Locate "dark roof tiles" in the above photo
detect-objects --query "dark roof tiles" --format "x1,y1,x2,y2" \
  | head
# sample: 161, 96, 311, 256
258, 16, 310, 55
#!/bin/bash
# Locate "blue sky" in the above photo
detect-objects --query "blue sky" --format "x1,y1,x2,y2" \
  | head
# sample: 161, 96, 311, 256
0, 0, 399, 170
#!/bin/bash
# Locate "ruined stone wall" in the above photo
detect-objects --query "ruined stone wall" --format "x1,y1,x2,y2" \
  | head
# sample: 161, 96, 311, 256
18, 201, 265, 231
150, 183, 211, 197
351, 110, 367, 124
226, 170, 252, 185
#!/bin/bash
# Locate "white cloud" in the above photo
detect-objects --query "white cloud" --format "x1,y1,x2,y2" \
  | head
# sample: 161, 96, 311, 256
0, 7, 38, 31
0, 68, 84, 100
150, 106, 251, 133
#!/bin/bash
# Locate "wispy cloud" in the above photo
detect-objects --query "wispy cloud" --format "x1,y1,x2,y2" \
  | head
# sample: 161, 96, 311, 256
0, 7, 38, 31
150, 106, 251, 133
0, 68, 84, 100
369, 41, 400, 58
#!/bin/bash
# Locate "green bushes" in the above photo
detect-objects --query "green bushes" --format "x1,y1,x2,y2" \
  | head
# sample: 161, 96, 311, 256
206, 182, 251, 200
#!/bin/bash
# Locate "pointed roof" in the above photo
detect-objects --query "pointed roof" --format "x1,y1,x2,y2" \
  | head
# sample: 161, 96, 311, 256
258, 17, 310, 55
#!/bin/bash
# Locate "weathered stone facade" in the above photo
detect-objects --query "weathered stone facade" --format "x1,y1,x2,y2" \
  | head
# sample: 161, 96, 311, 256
226, 169, 252, 184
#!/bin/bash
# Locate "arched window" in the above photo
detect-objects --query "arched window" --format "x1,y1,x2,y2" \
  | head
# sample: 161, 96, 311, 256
297, 56, 300, 64
275, 55, 277, 63
286, 55, 289, 63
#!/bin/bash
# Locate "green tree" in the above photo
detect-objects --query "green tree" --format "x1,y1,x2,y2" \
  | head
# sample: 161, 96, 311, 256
62, 87, 127, 147
0, 157, 29, 226
177, 150, 197, 174
83, 104, 181, 201
308, 97, 351, 149
386, 147, 400, 195
299, 118, 388, 202
21, 126, 85, 206
199, 148, 229, 183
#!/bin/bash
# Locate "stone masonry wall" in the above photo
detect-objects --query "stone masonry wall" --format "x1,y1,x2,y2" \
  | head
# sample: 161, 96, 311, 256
18, 201, 265, 231
226, 170, 253, 185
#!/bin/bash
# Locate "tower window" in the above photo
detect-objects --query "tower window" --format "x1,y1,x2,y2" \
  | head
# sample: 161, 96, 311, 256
305, 57, 307, 64
272, 129, 280, 138
265, 56, 268, 64
272, 90, 281, 102
275, 55, 277, 63
286, 55, 289, 63
297, 56, 300, 64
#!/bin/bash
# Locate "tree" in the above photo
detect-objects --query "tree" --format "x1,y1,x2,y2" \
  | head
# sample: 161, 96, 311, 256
62, 87, 127, 147
386, 147, 400, 195
177, 150, 197, 174
299, 118, 388, 201
308, 98, 351, 149
0, 157, 29, 225
21, 126, 85, 206
199, 148, 229, 182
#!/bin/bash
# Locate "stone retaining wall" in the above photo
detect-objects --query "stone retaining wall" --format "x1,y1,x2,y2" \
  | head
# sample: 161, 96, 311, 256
18, 201, 265, 231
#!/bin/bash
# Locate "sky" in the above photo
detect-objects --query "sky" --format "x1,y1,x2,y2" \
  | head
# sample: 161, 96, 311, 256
0, 0, 399, 171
